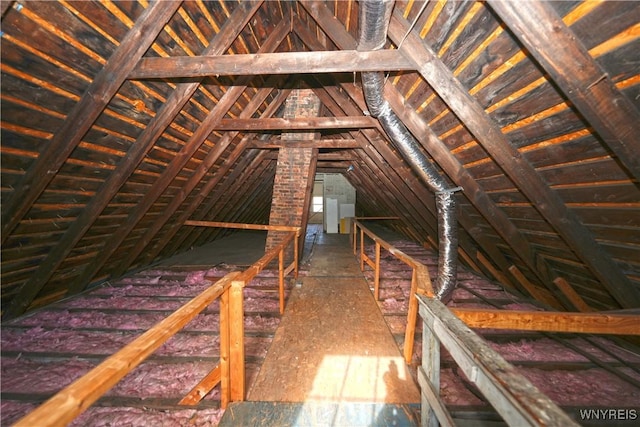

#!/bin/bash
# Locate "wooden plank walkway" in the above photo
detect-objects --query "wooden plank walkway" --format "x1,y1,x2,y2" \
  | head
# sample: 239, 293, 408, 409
247, 232, 420, 404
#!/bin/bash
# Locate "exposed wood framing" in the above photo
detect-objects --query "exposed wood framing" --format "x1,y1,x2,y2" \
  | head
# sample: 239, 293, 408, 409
389, 9, 640, 309
114, 88, 290, 274
452, 307, 640, 335
299, 1, 557, 306
0, 0, 183, 245
488, 0, 640, 183
64, 3, 279, 295
1, 1, 185, 319
418, 295, 579, 426
249, 138, 359, 148
129, 50, 414, 78
212, 116, 379, 130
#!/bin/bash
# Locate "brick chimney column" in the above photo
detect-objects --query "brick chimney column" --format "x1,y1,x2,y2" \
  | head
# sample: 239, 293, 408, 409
265, 89, 320, 259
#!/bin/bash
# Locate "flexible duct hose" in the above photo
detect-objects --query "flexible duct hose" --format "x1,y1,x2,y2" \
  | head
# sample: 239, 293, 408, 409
358, 0, 459, 301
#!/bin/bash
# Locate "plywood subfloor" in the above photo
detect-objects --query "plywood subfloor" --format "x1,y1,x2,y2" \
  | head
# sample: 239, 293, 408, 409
248, 233, 420, 404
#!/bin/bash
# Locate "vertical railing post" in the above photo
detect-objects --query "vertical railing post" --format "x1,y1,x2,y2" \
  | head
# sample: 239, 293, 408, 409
360, 228, 365, 271
219, 287, 231, 409
403, 268, 419, 364
294, 230, 299, 278
229, 280, 245, 402
353, 221, 358, 255
279, 247, 285, 314
374, 241, 381, 300
420, 302, 441, 427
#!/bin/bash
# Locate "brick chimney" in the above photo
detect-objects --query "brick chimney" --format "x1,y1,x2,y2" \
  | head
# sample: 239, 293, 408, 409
265, 89, 320, 260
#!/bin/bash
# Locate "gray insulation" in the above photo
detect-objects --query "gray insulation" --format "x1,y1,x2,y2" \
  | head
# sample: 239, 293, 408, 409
358, 0, 458, 301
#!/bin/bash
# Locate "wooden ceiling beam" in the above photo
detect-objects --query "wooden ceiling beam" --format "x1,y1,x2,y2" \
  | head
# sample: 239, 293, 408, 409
66, 5, 284, 294
0, 0, 183, 247
130, 50, 414, 79
213, 116, 378, 130
488, 0, 640, 183
0, 0, 185, 320
248, 138, 359, 149
389, 9, 640, 308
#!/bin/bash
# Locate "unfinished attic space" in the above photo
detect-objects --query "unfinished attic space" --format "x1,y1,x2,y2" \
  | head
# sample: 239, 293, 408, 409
2, 0, 640, 425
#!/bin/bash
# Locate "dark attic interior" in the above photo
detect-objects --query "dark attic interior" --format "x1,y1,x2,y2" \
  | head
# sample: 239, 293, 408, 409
2, 0, 640, 426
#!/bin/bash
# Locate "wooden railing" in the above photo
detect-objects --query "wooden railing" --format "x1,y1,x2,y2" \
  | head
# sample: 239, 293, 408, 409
417, 295, 579, 427
352, 218, 433, 363
15, 222, 300, 427
352, 219, 640, 426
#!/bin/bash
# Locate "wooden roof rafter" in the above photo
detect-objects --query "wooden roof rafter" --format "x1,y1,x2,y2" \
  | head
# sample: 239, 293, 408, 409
0, 0, 183, 246
389, 7, 640, 308
65, 8, 289, 295
488, 0, 640, 184
1, 0, 185, 320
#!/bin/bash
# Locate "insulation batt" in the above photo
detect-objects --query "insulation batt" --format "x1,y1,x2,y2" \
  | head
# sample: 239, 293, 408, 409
70, 407, 224, 427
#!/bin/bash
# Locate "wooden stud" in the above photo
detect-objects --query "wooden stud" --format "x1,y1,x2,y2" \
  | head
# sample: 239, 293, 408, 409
477, 251, 516, 290
360, 228, 365, 271
390, 9, 640, 309
488, 0, 640, 183
0, 0, 183, 245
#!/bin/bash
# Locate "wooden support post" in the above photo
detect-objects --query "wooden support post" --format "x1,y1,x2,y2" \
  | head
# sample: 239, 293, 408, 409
360, 228, 365, 271
294, 230, 300, 279
229, 280, 245, 402
279, 248, 285, 315
219, 287, 231, 409
374, 242, 381, 300
554, 277, 593, 312
353, 221, 358, 255
419, 308, 441, 427
403, 268, 419, 364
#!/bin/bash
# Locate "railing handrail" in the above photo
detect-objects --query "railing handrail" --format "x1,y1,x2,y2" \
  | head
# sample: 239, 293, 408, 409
14, 272, 241, 427
15, 224, 301, 427
418, 295, 579, 426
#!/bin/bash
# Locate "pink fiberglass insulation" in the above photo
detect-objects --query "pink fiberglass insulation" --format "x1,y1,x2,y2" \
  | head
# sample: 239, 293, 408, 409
439, 368, 486, 406
1, 401, 39, 425
1, 357, 95, 394
483, 338, 589, 362
244, 314, 281, 332
1, 327, 138, 354
566, 337, 640, 363
521, 368, 640, 406
70, 407, 224, 427
379, 297, 409, 313
92, 282, 205, 297
14, 310, 168, 330
59, 296, 186, 311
